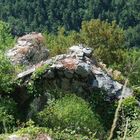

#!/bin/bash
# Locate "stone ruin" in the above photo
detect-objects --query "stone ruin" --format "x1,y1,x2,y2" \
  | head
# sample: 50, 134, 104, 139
10, 37, 132, 101
4, 33, 134, 106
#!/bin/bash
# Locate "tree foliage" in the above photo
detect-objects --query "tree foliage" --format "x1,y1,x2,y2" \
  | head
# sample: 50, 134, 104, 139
0, 20, 14, 51
37, 94, 105, 137
79, 19, 125, 65
0, 53, 15, 93
0, 2, 140, 139
0, 97, 17, 133
0, 0, 139, 49
0, 21, 15, 93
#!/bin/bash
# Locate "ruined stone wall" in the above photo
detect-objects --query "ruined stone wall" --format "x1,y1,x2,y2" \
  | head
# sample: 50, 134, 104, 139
17, 45, 133, 103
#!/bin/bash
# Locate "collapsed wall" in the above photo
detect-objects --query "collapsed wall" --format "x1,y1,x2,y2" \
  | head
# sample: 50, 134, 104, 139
5, 33, 133, 106
16, 44, 133, 102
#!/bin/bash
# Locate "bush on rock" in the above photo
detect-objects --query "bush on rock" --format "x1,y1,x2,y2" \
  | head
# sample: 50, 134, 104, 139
37, 94, 105, 138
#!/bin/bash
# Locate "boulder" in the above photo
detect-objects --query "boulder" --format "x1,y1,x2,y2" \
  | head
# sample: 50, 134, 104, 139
6, 33, 49, 67
69, 44, 93, 59
75, 63, 91, 77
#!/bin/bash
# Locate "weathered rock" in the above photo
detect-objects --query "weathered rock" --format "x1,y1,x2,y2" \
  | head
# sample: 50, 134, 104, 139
64, 70, 73, 79
17, 67, 35, 78
46, 70, 55, 79
61, 57, 78, 70
6, 33, 49, 67
75, 63, 91, 77
69, 45, 83, 54
83, 47, 93, 57
27, 94, 48, 119
71, 80, 84, 93
61, 78, 71, 90
69, 44, 93, 59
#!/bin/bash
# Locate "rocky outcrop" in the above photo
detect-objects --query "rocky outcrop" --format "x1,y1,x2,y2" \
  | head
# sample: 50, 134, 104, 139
17, 44, 133, 101
6, 33, 49, 67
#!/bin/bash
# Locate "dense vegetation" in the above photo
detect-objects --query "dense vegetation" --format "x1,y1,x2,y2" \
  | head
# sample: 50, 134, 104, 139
0, 0, 140, 139
0, 0, 140, 49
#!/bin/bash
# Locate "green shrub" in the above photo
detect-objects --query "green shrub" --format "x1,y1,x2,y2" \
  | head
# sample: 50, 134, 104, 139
87, 90, 117, 132
5, 126, 97, 140
121, 97, 139, 119
0, 97, 17, 133
37, 94, 104, 138
125, 119, 140, 140
126, 49, 140, 86
78, 19, 125, 65
133, 86, 140, 101
31, 64, 50, 80
0, 52, 15, 93
116, 97, 140, 138
44, 27, 79, 56
0, 20, 14, 51
0, 21, 15, 94
0, 120, 97, 140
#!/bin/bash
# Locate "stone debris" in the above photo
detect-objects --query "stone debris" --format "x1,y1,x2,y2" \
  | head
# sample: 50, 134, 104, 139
17, 67, 36, 78
69, 44, 93, 58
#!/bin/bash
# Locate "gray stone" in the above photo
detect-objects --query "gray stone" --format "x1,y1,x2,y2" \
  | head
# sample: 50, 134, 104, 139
69, 45, 84, 60
50, 63, 63, 69
64, 70, 73, 79
47, 70, 55, 79
93, 71, 133, 98
95, 73, 113, 90
61, 78, 70, 90
69, 45, 83, 54
75, 63, 91, 77
17, 67, 36, 79
69, 44, 92, 59
44, 59, 53, 65
54, 54, 66, 61
83, 47, 92, 57
116, 87, 133, 99
71, 80, 84, 92
57, 70, 64, 77
92, 80, 98, 88
111, 81, 122, 94
77, 51, 84, 58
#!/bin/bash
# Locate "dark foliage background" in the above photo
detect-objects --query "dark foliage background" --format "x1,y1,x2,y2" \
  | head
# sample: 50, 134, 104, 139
0, 0, 140, 48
